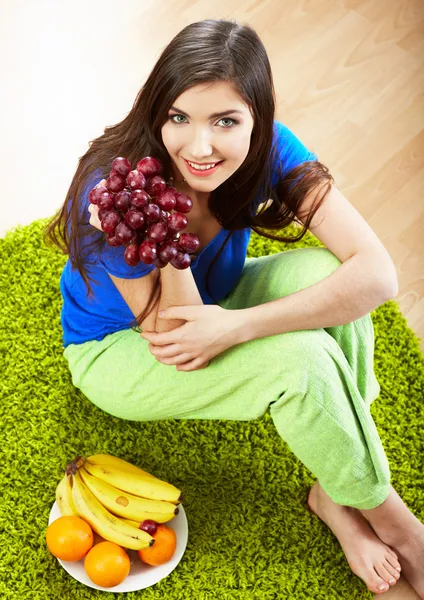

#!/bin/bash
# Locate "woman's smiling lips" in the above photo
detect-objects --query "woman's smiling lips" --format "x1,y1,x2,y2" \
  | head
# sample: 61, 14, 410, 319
183, 158, 224, 177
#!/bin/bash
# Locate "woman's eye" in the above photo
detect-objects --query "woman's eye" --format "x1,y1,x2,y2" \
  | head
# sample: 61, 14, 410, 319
168, 114, 237, 128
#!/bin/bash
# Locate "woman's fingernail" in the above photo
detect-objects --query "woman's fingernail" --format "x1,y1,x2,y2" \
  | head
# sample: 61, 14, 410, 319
378, 584, 388, 591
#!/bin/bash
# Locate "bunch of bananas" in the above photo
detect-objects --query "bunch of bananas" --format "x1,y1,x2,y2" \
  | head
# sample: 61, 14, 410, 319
55, 454, 183, 551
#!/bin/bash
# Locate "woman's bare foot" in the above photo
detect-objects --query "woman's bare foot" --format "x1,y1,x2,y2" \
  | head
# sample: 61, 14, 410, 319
360, 486, 424, 599
307, 480, 401, 594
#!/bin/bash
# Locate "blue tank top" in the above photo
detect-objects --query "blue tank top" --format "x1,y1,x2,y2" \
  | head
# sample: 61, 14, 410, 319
60, 120, 318, 346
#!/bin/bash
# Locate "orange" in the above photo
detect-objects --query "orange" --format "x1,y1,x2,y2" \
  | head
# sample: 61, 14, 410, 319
46, 515, 94, 561
137, 524, 177, 566
84, 541, 131, 588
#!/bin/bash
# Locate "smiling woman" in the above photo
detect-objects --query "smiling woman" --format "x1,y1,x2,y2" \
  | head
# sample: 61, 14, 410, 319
43, 18, 424, 598
161, 82, 255, 196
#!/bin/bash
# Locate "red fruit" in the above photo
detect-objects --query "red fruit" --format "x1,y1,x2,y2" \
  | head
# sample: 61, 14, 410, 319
101, 211, 122, 234
160, 210, 169, 221
147, 222, 168, 243
177, 233, 200, 253
174, 192, 193, 214
156, 188, 177, 211
129, 230, 143, 245
111, 157, 132, 178
139, 520, 158, 536
115, 222, 133, 243
106, 173, 126, 193
97, 191, 115, 211
167, 212, 188, 233
158, 241, 178, 262
124, 209, 145, 230
136, 156, 163, 178
124, 243, 140, 267
127, 170, 146, 190
153, 256, 169, 268
139, 240, 158, 264
130, 189, 149, 209
114, 190, 132, 212
145, 176, 167, 198
143, 204, 161, 223
89, 185, 108, 205
98, 208, 109, 221
105, 234, 122, 246
171, 251, 191, 270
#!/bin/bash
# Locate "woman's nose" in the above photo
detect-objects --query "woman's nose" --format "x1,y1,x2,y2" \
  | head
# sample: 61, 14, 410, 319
188, 129, 214, 158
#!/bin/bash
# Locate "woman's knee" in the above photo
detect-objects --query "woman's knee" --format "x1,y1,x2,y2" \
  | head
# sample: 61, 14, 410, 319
281, 247, 342, 297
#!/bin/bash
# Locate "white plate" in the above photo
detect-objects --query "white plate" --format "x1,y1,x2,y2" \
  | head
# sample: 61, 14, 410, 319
48, 501, 188, 592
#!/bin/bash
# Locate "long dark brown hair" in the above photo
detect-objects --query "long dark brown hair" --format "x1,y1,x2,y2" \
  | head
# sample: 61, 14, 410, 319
44, 18, 333, 328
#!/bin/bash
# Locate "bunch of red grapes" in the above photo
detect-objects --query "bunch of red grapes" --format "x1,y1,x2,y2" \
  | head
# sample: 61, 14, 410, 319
88, 156, 200, 269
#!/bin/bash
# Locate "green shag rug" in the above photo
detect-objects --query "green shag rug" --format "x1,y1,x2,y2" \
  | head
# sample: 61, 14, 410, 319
1, 218, 423, 600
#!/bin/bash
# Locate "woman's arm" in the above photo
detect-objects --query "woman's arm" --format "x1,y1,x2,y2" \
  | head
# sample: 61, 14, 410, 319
155, 263, 204, 333
230, 249, 398, 344
231, 183, 399, 344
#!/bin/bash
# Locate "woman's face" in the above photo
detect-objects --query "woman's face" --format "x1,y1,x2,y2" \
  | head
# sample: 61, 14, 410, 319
161, 81, 254, 193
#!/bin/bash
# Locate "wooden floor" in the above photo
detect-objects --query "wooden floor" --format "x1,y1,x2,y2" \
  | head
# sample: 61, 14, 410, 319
139, 2, 423, 598
262, 0, 423, 353
138, 0, 424, 351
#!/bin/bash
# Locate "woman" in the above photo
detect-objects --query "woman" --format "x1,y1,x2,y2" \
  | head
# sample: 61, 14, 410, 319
45, 18, 424, 597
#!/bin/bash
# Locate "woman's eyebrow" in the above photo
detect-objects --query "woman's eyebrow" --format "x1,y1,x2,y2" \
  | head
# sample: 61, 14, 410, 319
170, 106, 244, 118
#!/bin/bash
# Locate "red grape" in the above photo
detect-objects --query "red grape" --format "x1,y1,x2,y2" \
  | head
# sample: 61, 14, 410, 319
114, 189, 132, 212
106, 172, 126, 193
111, 157, 132, 177
136, 157, 163, 178
89, 184, 108, 205
158, 240, 178, 262
171, 251, 191, 270
178, 232, 200, 253
168, 212, 188, 233
124, 243, 140, 267
97, 192, 115, 211
105, 234, 122, 246
139, 520, 158, 535
115, 221, 133, 243
143, 204, 161, 223
156, 188, 177, 211
147, 221, 168, 243
101, 211, 121, 234
175, 192, 193, 213
130, 189, 149, 209
98, 208, 109, 221
145, 175, 167, 198
125, 209, 145, 230
139, 240, 158, 264
127, 170, 147, 190
153, 255, 169, 269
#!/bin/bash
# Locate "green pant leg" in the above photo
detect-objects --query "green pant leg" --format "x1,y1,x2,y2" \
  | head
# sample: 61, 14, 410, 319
267, 327, 390, 510
221, 247, 390, 509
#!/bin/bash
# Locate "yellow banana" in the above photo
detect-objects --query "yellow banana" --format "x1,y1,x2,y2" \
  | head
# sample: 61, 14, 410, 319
121, 517, 142, 528
56, 473, 79, 517
70, 469, 155, 551
79, 467, 179, 523
83, 458, 183, 504
86, 454, 159, 480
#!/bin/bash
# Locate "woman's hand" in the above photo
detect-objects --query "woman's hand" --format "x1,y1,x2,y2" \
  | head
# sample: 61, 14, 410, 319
140, 304, 244, 372
87, 179, 107, 231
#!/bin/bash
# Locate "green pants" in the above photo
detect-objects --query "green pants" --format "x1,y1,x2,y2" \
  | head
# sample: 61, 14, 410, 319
64, 247, 391, 510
